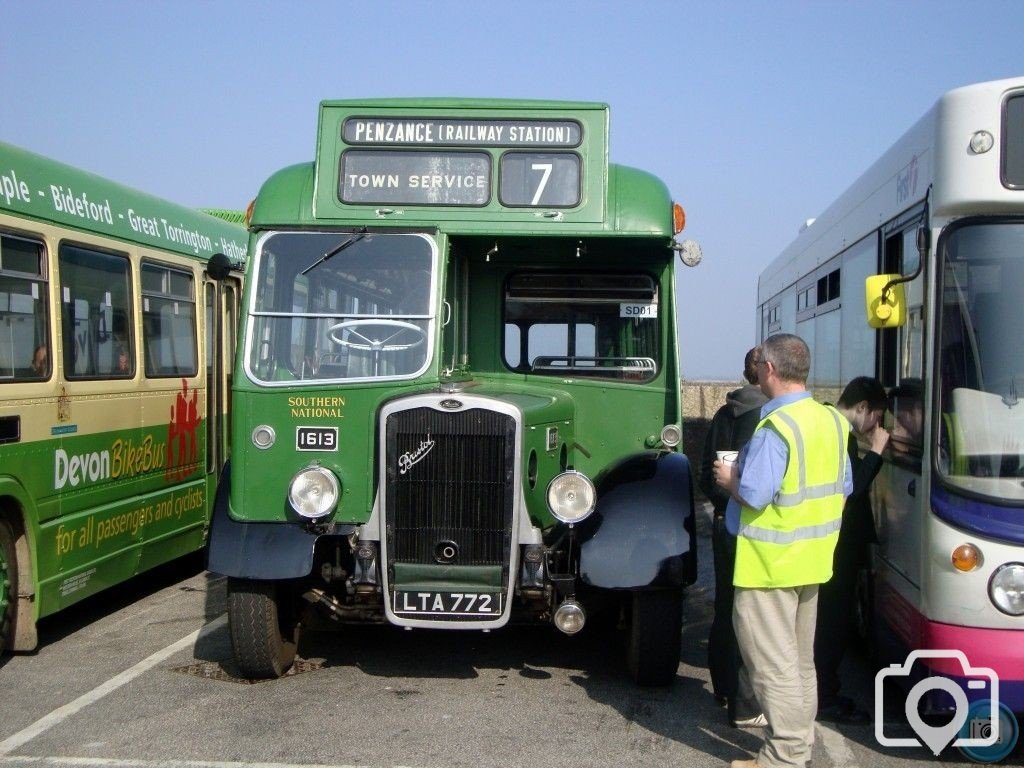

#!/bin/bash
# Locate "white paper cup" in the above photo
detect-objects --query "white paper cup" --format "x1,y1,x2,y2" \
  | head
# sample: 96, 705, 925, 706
716, 450, 738, 465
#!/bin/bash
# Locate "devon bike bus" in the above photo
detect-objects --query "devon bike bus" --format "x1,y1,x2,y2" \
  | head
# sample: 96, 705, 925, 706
0, 141, 246, 653
757, 77, 1024, 713
209, 99, 701, 684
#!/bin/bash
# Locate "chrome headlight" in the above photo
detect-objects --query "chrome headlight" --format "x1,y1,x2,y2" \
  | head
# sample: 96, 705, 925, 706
989, 562, 1024, 616
288, 466, 340, 520
546, 471, 596, 524
553, 598, 586, 635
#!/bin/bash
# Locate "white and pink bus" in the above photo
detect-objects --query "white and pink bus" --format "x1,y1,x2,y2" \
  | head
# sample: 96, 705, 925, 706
757, 76, 1024, 716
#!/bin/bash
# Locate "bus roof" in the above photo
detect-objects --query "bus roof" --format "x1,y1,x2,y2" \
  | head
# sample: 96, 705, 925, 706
0, 141, 248, 265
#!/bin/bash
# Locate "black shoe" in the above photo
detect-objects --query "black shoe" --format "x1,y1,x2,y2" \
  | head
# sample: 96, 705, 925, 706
818, 701, 870, 725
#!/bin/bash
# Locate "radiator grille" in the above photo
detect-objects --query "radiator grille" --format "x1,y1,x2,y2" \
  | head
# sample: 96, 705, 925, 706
385, 407, 515, 567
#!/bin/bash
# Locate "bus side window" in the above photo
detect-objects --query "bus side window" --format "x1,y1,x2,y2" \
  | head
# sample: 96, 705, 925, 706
142, 261, 197, 378
0, 234, 49, 381
58, 244, 133, 380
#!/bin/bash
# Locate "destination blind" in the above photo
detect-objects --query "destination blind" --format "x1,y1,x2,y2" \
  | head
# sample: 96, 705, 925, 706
338, 117, 585, 207
340, 151, 491, 206
340, 149, 582, 208
342, 118, 582, 148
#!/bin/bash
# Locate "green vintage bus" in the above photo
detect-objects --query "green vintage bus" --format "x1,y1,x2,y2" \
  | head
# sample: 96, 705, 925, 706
209, 99, 700, 684
0, 141, 246, 652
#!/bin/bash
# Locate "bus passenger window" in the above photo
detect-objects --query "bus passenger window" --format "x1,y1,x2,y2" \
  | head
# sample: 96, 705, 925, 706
142, 262, 197, 377
58, 244, 132, 380
0, 234, 49, 381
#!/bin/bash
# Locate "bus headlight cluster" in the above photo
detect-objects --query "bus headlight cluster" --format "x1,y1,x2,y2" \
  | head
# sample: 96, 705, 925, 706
546, 471, 596, 524
288, 466, 340, 520
989, 563, 1024, 616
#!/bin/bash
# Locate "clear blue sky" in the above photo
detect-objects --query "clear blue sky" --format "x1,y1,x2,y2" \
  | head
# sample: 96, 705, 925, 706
4, 1, 1022, 379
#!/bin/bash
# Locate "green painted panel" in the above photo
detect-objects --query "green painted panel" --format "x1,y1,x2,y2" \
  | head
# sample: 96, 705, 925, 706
36, 479, 209, 614
1, 407, 213, 620
392, 562, 503, 590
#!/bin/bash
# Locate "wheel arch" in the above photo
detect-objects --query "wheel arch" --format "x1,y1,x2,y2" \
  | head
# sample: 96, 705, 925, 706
207, 462, 324, 580
576, 450, 697, 590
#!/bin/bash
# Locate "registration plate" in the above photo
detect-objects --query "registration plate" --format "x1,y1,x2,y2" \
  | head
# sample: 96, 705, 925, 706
295, 426, 338, 452
393, 590, 502, 617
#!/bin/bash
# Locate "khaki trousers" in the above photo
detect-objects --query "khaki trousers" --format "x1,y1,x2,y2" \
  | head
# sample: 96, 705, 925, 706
733, 584, 819, 768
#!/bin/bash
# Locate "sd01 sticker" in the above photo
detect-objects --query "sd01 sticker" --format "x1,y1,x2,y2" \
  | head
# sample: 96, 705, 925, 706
619, 302, 657, 318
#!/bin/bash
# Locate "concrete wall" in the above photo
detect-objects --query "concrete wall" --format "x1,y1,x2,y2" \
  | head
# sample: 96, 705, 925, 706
681, 380, 744, 421
680, 380, 744, 501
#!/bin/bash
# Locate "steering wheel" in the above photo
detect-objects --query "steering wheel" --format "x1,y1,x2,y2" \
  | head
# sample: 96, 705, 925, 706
326, 319, 427, 353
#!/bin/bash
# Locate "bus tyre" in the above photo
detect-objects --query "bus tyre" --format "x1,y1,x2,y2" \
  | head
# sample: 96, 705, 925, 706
0, 519, 15, 652
626, 588, 682, 687
227, 577, 299, 679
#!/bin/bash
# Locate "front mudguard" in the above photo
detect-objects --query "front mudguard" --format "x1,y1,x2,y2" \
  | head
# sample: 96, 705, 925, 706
576, 451, 696, 589
207, 463, 350, 580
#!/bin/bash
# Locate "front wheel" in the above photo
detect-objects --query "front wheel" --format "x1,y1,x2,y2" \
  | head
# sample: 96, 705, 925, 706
626, 588, 683, 686
227, 577, 299, 679
0, 519, 17, 652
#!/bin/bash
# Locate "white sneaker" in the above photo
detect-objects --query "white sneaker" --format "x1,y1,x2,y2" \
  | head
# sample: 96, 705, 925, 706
732, 713, 768, 728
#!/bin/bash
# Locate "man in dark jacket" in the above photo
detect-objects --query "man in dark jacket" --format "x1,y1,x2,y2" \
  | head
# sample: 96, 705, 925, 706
815, 376, 890, 723
699, 347, 768, 726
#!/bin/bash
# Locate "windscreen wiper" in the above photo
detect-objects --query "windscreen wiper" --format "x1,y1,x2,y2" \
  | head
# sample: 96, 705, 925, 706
300, 227, 369, 276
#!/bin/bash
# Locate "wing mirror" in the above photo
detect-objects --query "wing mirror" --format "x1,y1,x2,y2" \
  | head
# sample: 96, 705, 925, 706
865, 274, 907, 329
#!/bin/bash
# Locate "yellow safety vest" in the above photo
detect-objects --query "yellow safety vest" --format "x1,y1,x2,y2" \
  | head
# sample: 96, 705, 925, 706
734, 397, 850, 588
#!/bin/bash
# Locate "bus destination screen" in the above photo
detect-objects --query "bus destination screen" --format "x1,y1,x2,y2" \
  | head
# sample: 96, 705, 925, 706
341, 151, 491, 206
342, 118, 582, 148
338, 117, 583, 208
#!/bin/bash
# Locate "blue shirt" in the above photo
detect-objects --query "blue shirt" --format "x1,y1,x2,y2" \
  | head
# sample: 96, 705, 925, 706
725, 391, 853, 535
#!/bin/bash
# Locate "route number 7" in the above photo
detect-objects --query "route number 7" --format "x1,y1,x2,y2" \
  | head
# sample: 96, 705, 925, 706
530, 163, 552, 205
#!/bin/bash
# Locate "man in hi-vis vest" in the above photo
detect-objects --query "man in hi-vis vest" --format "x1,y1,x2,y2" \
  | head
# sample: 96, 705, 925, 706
714, 333, 852, 768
